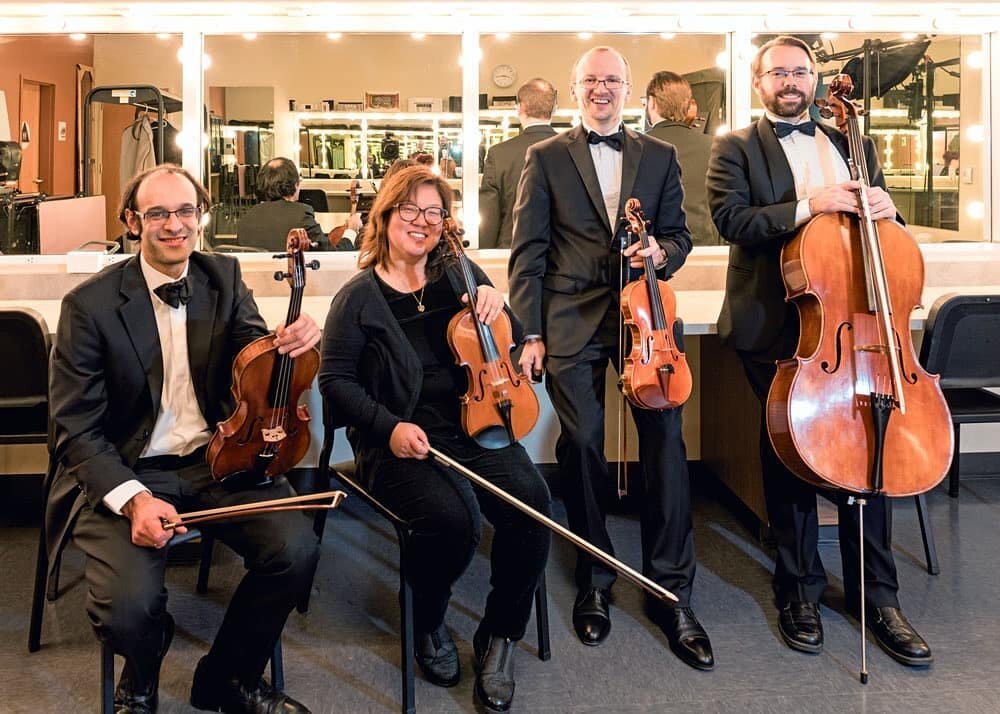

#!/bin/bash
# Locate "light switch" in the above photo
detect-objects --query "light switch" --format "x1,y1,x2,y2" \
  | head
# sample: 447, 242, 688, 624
962, 167, 974, 184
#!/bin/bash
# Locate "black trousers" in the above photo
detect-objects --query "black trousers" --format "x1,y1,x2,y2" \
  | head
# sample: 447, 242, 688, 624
545, 309, 696, 605
72, 456, 320, 690
738, 351, 901, 609
366, 433, 551, 641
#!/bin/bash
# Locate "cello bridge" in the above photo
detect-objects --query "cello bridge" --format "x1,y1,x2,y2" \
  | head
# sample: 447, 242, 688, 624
261, 426, 287, 443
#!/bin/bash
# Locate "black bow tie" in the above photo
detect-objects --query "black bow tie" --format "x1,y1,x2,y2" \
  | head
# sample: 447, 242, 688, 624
587, 129, 625, 151
153, 276, 192, 309
774, 120, 817, 139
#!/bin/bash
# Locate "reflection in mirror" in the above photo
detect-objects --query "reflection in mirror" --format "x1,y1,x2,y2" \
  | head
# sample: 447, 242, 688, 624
0, 33, 182, 255
751, 33, 984, 242
204, 33, 461, 252
477, 32, 728, 247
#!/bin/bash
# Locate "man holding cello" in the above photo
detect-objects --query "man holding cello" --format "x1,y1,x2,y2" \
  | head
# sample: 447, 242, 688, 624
46, 164, 321, 712
510, 46, 714, 671
707, 35, 932, 666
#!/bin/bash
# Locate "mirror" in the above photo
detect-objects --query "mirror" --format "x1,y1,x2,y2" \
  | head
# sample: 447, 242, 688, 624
203, 32, 462, 251
477, 32, 728, 247
750, 32, 986, 242
0, 32, 183, 255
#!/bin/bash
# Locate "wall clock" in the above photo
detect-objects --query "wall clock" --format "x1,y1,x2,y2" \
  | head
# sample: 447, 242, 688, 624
492, 64, 517, 88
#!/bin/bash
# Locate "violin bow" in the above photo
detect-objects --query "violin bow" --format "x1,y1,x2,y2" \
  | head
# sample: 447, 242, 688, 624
161, 490, 347, 530
428, 446, 677, 604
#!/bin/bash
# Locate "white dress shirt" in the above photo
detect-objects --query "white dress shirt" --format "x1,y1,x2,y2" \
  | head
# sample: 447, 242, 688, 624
765, 112, 852, 227
581, 119, 624, 231
102, 255, 212, 515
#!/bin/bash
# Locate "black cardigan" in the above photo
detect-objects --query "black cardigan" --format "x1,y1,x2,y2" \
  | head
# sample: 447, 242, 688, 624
318, 262, 522, 473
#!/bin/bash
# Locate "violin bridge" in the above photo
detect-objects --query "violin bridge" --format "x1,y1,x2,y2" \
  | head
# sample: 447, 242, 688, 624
261, 426, 287, 442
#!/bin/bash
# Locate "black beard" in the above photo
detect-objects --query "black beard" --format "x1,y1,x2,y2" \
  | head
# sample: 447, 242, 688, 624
765, 90, 810, 118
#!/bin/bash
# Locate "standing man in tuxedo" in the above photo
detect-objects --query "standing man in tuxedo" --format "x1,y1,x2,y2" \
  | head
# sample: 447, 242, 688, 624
707, 35, 932, 667
478, 78, 557, 248
510, 46, 713, 670
644, 71, 719, 246
46, 164, 322, 713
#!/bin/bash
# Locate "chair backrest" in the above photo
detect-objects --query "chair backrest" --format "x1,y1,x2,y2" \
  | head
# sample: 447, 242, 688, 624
919, 293, 1000, 389
0, 308, 51, 439
297, 188, 329, 213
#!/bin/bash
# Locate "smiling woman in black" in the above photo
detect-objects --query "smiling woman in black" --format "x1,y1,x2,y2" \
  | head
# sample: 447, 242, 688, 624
319, 166, 550, 714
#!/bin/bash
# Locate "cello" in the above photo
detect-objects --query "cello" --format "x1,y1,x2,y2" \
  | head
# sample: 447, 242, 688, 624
440, 216, 540, 449
766, 74, 953, 681
207, 228, 321, 486
620, 197, 692, 410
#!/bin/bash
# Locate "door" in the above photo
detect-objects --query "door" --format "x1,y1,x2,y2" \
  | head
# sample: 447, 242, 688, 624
18, 80, 55, 195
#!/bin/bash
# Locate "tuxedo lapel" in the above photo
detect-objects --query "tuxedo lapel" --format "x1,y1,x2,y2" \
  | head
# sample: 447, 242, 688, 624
185, 259, 218, 418
566, 125, 613, 236
616, 129, 643, 235
756, 118, 797, 205
118, 257, 163, 416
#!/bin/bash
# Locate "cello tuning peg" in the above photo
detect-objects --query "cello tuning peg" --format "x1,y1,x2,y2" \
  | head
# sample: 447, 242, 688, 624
273, 271, 286, 281
307, 260, 320, 270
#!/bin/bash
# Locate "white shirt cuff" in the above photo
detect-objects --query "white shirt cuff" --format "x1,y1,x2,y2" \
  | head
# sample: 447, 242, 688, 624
343, 228, 358, 241
103, 480, 151, 516
795, 198, 812, 227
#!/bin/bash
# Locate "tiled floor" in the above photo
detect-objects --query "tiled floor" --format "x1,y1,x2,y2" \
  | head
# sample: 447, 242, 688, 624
2, 473, 998, 713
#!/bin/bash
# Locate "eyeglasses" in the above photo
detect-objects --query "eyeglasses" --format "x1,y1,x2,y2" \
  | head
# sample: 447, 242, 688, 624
394, 202, 446, 226
136, 205, 202, 224
759, 68, 813, 81
577, 77, 628, 91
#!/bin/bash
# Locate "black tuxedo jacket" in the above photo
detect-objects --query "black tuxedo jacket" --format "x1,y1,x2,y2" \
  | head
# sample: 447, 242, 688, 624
479, 124, 557, 248
509, 124, 692, 358
707, 118, 891, 354
237, 199, 333, 251
646, 121, 719, 246
45, 252, 268, 570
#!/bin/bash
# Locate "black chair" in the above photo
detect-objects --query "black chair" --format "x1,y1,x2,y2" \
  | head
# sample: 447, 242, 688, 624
0, 308, 50, 445
919, 293, 1000, 498
313, 402, 550, 714
297, 188, 329, 213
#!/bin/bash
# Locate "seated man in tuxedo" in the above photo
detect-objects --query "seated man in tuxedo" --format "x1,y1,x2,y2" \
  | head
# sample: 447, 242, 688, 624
46, 164, 321, 713
237, 157, 354, 251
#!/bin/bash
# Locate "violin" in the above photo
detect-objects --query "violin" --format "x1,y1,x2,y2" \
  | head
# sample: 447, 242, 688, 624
441, 216, 539, 449
328, 178, 361, 249
619, 198, 692, 410
767, 74, 953, 498
207, 228, 321, 486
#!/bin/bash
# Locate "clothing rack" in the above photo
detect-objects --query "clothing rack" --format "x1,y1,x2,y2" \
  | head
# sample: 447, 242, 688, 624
82, 85, 183, 196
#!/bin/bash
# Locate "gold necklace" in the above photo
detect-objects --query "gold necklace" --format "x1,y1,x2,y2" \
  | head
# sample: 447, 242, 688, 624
412, 284, 426, 312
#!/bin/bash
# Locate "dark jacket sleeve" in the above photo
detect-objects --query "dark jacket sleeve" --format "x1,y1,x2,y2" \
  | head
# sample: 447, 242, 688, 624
466, 260, 524, 343
707, 132, 799, 248
508, 144, 552, 338
318, 285, 401, 446
652, 144, 693, 278
478, 148, 502, 249
49, 293, 137, 506
302, 205, 333, 250
228, 258, 270, 349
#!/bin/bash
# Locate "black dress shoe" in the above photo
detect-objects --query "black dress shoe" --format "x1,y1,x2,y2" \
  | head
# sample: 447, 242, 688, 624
572, 587, 611, 646
778, 602, 824, 654
190, 656, 311, 713
114, 612, 175, 714
657, 607, 714, 671
473, 624, 516, 713
414, 623, 460, 687
866, 606, 933, 666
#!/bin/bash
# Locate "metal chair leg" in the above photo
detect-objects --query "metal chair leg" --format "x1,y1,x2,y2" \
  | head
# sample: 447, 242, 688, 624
914, 493, 940, 575
398, 534, 416, 714
101, 641, 115, 714
270, 638, 284, 691
28, 520, 48, 652
534, 571, 551, 662
196, 535, 214, 594
948, 423, 962, 497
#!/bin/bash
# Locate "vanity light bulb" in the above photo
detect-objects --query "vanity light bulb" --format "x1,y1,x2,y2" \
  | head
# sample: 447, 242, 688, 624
967, 201, 985, 220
